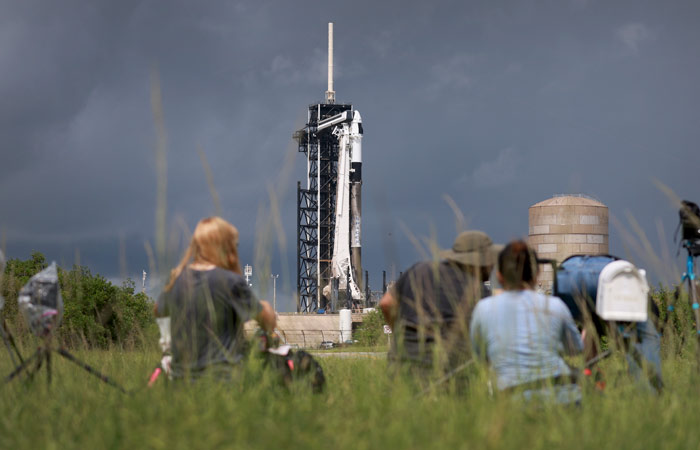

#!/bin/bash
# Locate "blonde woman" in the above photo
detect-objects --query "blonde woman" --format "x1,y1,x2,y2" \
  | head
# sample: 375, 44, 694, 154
155, 217, 275, 379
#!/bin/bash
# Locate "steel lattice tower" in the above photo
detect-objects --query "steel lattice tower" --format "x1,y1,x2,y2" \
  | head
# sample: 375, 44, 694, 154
295, 102, 353, 312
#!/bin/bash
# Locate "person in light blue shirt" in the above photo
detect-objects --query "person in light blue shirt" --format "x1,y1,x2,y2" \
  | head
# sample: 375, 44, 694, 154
470, 240, 583, 404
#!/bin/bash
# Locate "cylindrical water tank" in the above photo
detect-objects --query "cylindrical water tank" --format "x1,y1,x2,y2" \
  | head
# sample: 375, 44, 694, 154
528, 195, 609, 289
339, 308, 352, 342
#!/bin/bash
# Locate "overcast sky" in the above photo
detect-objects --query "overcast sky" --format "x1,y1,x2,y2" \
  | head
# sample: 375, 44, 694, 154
1, 0, 699, 310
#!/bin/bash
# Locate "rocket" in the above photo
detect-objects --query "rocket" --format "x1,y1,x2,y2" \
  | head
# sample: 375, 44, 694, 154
323, 109, 363, 301
319, 22, 365, 303
349, 111, 363, 290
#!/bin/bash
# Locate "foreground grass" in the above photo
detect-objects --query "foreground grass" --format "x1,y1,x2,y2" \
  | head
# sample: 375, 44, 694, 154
0, 344, 699, 449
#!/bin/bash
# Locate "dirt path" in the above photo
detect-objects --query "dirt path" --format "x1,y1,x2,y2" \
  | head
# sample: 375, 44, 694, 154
309, 352, 387, 359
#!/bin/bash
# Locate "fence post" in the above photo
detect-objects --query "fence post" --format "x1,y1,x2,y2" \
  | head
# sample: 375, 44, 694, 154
365, 270, 369, 306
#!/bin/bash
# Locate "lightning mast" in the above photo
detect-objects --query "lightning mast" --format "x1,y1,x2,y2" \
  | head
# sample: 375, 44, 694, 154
325, 22, 335, 104
295, 23, 364, 312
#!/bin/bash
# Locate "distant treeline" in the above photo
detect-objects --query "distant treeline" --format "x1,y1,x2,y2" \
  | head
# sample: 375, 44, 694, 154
1, 252, 155, 348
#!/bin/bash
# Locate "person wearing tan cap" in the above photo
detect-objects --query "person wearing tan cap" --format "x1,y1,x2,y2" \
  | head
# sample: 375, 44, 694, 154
379, 230, 502, 374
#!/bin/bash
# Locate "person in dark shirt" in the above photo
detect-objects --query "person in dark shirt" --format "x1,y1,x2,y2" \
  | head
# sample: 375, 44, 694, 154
156, 217, 275, 378
379, 230, 501, 372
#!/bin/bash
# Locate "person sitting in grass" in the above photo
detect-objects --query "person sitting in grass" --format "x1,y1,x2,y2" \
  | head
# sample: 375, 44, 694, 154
379, 230, 501, 375
156, 216, 276, 379
470, 240, 583, 404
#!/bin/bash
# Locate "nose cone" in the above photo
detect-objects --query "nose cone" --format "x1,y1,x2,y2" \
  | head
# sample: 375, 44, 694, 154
352, 110, 362, 123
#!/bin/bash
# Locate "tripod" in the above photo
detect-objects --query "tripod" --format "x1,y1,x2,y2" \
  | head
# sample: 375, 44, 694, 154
663, 240, 700, 366
4, 336, 127, 393
680, 240, 700, 334
1, 318, 24, 369
682, 240, 700, 371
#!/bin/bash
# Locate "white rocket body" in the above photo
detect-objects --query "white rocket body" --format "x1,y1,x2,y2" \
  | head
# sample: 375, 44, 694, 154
327, 110, 363, 301
349, 112, 362, 291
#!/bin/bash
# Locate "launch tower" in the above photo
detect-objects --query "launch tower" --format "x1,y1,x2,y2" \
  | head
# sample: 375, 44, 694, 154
295, 23, 364, 313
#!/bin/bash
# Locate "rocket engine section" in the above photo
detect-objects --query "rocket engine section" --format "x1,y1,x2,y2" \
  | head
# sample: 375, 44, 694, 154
327, 110, 363, 302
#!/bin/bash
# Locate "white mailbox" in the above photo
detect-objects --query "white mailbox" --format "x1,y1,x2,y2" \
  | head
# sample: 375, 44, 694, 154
596, 260, 649, 322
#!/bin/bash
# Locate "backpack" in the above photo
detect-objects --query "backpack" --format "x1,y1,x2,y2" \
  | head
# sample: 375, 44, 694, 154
256, 331, 326, 393
263, 350, 326, 394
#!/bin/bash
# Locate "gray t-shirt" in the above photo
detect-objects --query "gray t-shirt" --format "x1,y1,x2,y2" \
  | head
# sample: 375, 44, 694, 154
157, 267, 262, 377
390, 260, 485, 368
470, 290, 583, 390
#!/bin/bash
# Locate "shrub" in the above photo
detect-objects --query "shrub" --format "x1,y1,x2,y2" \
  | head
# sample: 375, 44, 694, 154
355, 309, 387, 347
0, 251, 47, 326
1, 252, 154, 347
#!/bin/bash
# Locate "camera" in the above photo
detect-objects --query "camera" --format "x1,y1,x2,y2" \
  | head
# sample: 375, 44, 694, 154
680, 200, 700, 241
680, 200, 700, 257
17, 262, 63, 337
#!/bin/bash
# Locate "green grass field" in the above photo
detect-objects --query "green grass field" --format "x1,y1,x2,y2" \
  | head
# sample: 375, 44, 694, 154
1, 340, 700, 450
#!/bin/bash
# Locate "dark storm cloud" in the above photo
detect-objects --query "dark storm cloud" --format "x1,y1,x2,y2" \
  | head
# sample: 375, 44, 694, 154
1, 0, 699, 309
